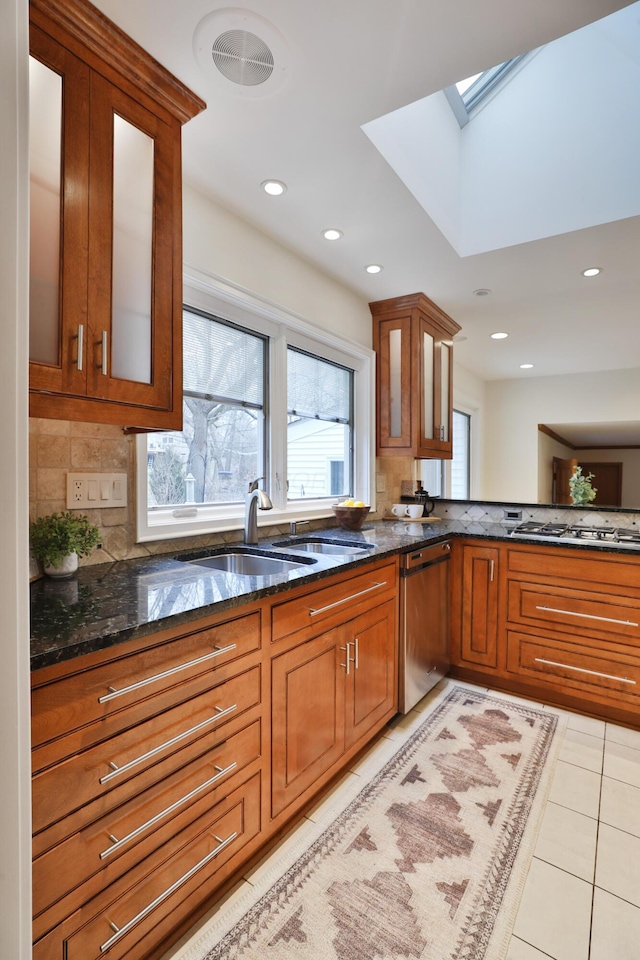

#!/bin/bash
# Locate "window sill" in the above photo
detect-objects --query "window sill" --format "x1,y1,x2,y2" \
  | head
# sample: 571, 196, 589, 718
137, 504, 338, 544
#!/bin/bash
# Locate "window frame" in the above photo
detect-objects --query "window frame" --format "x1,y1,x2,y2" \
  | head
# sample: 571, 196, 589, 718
443, 52, 535, 129
135, 271, 375, 542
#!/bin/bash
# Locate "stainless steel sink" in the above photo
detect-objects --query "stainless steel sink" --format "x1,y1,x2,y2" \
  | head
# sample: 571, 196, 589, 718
179, 551, 313, 576
272, 538, 375, 556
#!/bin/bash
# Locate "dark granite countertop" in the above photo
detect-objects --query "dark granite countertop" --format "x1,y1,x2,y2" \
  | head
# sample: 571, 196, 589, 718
30, 518, 640, 672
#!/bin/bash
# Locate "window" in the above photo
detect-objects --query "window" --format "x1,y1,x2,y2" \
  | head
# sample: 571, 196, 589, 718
444, 55, 528, 128
147, 310, 267, 510
286, 347, 353, 501
451, 409, 471, 499
136, 278, 373, 542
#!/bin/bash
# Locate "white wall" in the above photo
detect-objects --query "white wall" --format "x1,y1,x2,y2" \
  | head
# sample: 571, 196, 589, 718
537, 431, 573, 502
453, 362, 486, 499
484, 368, 640, 502
1, 0, 32, 957
182, 184, 372, 347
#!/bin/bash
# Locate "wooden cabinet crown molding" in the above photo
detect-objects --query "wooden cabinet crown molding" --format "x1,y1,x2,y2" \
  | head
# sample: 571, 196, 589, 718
29, 0, 206, 123
369, 291, 461, 338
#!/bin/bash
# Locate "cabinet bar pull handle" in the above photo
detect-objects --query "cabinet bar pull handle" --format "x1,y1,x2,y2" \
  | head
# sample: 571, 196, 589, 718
340, 642, 352, 675
98, 643, 237, 704
354, 636, 359, 669
535, 604, 638, 628
100, 330, 108, 375
534, 657, 636, 685
99, 831, 238, 952
99, 761, 237, 860
99, 704, 237, 784
489, 560, 495, 582
309, 582, 386, 617
75, 324, 84, 371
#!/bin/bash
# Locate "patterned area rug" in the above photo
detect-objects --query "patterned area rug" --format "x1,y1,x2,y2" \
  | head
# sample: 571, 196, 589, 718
174, 684, 564, 960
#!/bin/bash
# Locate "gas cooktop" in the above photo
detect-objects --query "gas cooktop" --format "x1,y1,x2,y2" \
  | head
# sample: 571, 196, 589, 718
511, 521, 640, 546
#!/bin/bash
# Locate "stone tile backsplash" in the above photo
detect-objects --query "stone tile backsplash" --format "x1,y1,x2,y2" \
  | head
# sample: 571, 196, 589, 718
29, 418, 332, 567
432, 499, 640, 530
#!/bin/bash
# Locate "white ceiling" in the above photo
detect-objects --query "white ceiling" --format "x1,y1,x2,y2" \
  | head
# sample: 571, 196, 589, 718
92, 0, 640, 382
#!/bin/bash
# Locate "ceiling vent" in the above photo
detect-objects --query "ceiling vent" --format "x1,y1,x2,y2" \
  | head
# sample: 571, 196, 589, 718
211, 30, 274, 86
194, 9, 290, 98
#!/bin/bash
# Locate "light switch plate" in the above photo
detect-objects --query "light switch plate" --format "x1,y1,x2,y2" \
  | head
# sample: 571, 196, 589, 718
66, 473, 128, 509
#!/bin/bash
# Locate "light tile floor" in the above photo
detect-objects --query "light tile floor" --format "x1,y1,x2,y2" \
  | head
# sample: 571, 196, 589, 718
164, 680, 640, 960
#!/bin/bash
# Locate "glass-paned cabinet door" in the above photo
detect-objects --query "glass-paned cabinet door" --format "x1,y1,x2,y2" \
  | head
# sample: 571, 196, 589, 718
440, 340, 451, 442
88, 74, 174, 409
377, 317, 412, 450
422, 326, 434, 441
28, 30, 89, 395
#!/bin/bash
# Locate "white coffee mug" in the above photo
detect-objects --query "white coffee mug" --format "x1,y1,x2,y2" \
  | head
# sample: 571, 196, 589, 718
405, 504, 424, 519
391, 503, 406, 517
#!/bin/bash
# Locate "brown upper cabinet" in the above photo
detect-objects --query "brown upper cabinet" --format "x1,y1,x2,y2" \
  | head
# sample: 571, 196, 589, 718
371, 292, 461, 459
28, 0, 205, 429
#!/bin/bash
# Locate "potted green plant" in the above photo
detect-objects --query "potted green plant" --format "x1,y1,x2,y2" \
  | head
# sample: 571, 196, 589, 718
569, 465, 597, 506
30, 511, 100, 578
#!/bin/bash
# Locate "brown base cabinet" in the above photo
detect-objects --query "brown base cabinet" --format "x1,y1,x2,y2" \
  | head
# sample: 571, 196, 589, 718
271, 596, 397, 819
31, 557, 399, 960
453, 542, 500, 668
450, 538, 640, 729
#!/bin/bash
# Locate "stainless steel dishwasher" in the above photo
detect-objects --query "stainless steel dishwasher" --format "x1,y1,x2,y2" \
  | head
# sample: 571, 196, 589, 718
399, 540, 451, 713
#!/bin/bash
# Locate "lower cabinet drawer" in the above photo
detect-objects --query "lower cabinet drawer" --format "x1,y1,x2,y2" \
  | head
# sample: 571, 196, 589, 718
33, 773, 261, 960
33, 666, 260, 834
508, 580, 640, 644
271, 561, 396, 643
33, 720, 261, 929
506, 629, 640, 704
32, 610, 261, 751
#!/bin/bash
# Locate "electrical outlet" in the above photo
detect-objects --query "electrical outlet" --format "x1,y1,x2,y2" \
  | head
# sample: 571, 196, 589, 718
66, 473, 128, 509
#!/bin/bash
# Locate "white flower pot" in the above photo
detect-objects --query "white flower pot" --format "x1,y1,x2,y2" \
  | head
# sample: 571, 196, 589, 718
43, 552, 79, 579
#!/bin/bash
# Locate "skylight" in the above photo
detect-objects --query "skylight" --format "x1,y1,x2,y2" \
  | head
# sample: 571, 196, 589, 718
446, 55, 527, 127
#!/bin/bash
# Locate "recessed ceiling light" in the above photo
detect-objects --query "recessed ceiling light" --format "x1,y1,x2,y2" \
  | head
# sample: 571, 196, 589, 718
365, 264, 383, 274
490, 332, 508, 340
582, 267, 602, 277
261, 180, 287, 196
473, 288, 492, 296
323, 229, 343, 241
520, 363, 534, 369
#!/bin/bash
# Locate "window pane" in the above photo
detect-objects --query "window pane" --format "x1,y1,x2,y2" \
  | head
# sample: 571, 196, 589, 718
287, 347, 353, 501
148, 398, 262, 506
451, 409, 471, 498
287, 347, 350, 421
147, 310, 266, 509
287, 418, 351, 500
184, 310, 264, 403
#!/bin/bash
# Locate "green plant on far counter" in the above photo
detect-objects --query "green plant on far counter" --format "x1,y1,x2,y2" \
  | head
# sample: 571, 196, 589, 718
29, 511, 100, 568
569, 465, 597, 506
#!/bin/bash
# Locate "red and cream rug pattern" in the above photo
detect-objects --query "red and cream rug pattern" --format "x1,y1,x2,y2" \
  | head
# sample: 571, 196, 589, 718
175, 685, 564, 960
